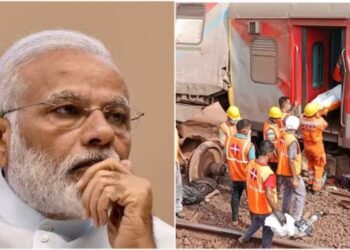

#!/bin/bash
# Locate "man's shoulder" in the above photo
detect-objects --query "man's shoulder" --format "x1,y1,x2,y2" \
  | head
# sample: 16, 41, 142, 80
152, 216, 175, 248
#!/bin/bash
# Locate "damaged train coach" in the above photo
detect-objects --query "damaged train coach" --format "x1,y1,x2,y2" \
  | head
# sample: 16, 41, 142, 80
176, 2, 350, 181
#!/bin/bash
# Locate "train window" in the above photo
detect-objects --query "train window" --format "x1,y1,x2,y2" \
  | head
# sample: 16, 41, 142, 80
176, 4, 205, 45
312, 42, 324, 89
250, 38, 277, 84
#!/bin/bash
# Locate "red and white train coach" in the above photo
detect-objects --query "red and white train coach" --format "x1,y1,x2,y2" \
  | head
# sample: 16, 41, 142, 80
176, 3, 350, 178
177, 3, 350, 148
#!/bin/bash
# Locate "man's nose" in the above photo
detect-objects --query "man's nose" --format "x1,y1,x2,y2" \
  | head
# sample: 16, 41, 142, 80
80, 110, 115, 147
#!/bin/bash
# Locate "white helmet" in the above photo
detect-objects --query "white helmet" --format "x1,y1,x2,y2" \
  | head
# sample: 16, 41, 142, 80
285, 115, 300, 130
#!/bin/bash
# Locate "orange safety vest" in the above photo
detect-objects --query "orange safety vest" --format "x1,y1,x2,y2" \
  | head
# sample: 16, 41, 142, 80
263, 121, 280, 163
246, 160, 277, 214
300, 115, 328, 143
226, 135, 252, 181
277, 132, 302, 176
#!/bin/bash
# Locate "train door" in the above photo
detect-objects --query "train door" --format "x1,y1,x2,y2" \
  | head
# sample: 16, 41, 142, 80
303, 27, 331, 104
301, 26, 345, 142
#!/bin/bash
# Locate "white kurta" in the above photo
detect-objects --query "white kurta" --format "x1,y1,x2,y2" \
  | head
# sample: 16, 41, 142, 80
0, 173, 175, 248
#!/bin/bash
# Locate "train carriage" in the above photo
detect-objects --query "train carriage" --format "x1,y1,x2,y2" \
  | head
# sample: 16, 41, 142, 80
176, 2, 350, 178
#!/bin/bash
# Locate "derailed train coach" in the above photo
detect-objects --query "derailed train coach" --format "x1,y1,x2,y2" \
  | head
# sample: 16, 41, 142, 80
176, 2, 350, 180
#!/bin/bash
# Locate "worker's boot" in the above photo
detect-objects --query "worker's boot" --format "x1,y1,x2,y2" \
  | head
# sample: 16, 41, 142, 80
232, 214, 239, 226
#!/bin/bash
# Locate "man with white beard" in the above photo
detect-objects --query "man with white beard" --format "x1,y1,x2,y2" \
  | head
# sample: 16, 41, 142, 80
0, 29, 174, 248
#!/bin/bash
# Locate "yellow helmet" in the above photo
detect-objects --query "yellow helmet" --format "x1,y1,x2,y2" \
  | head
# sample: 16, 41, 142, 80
304, 102, 321, 117
268, 106, 282, 119
227, 105, 241, 120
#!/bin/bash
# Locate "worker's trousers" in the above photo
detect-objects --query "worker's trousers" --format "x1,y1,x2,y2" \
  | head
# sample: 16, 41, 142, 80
231, 181, 246, 221
304, 142, 326, 191
175, 163, 183, 213
281, 176, 306, 221
241, 213, 274, 248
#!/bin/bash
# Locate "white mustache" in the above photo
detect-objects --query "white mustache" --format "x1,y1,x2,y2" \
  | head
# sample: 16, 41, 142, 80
57, 149, 120, 176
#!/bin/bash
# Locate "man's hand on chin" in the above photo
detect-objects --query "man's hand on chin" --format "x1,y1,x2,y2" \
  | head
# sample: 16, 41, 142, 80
76, 158, 155, 248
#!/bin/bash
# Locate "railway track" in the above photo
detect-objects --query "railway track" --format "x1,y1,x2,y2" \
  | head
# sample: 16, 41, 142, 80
176, 219, 321, 248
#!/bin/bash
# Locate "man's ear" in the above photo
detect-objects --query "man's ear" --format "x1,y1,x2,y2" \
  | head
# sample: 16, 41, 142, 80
0, 117, 10, 170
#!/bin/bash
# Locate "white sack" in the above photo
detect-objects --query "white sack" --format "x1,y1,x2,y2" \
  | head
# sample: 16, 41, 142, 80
264, 213, 298, 236
311, 84, 342, 108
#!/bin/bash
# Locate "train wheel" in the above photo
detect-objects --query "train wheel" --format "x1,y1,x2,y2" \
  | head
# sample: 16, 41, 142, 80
188, 141, 224, 182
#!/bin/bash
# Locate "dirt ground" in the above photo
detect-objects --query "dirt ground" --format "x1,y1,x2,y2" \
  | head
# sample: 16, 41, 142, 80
176, 176, 350, 248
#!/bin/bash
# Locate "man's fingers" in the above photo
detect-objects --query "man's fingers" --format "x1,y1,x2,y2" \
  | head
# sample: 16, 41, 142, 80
81, 170, 114, 216
76, 158, 131, 190
88, 179, 108, 226
97, 186, 117, 227
81, 172, 121, 224
91, 181, 119, 227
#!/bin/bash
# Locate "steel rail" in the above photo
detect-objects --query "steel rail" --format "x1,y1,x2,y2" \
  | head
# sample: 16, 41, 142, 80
176, 219, 322, 248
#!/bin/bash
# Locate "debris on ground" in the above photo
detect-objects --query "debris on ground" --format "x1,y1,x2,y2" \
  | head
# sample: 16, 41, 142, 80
182, 178, 217, 205
176, 174, 350, 248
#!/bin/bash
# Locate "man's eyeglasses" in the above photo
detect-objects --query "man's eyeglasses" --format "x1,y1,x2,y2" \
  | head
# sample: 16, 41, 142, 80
1, 101, 145, 134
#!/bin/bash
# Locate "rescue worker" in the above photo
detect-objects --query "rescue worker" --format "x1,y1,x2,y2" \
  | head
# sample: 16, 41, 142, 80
239, 140, 286, 248
277, 116, 306, 222
279, 96, 293, 125
219, 105, 241, 148
300, 103, 328, 193
226, 119, 255, 225
263, 106, 282, 173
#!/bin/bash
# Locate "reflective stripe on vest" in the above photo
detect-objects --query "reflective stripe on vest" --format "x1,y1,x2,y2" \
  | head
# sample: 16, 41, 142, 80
226, 135, 252, 181
263, 121, 280, 163
277, 132, 301, 176
246, 160, 277, 214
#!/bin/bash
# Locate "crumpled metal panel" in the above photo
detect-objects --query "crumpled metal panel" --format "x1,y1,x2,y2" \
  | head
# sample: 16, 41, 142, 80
176, 103, 203, 123
177, 102, 226, 144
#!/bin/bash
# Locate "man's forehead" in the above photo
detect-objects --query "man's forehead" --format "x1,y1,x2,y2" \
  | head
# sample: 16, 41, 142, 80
18, 48, 118, 71
47, 89, 130, 107
17, 49, 129, 103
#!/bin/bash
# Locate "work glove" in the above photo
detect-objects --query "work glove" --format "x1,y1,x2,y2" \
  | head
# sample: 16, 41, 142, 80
274, 211, 286, 226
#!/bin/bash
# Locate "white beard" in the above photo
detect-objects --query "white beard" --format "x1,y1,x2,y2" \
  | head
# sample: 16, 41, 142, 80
6, 116, 120, 219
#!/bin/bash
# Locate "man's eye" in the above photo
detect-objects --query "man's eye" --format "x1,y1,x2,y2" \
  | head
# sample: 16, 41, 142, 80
52, 105, 81, 116
108, 111, 127, 124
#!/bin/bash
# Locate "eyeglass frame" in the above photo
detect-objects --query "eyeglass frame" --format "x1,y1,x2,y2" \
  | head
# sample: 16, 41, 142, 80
0, 101, 145, 132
